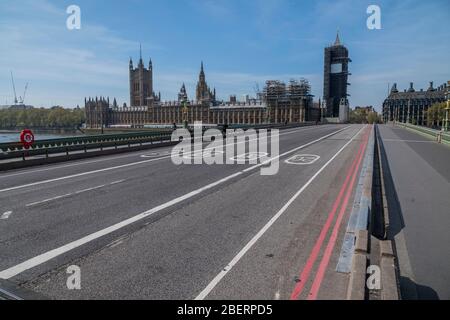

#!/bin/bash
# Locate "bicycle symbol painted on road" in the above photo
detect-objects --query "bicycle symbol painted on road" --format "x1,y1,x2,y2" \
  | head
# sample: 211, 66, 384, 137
285, 154, 320, 165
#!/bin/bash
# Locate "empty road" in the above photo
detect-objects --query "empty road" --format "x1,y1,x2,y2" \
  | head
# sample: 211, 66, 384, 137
378, 124, 450, 300
0, 124, 371, 299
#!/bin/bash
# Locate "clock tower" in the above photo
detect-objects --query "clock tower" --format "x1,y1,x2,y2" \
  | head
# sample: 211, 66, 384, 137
323, 32, 351, 117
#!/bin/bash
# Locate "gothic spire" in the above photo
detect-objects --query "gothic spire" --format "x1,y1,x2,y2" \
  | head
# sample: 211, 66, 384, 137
139, 43, 143, 66
334, 31, 341, 46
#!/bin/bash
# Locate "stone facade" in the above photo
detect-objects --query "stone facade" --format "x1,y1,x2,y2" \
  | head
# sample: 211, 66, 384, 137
382, 82, 447, 124
129, 47, 160, 107
85, 58, 318, 128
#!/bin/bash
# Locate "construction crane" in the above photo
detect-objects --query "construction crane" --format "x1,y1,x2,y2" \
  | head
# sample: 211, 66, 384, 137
20, 82, 29, 104
253, 82, 262, 100
10, 71, 18, 104
10, 71, 29, 105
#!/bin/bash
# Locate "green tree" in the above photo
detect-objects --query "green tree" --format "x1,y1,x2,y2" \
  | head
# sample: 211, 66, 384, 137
426, 103, 445, 128
0, 107, 86, 129
367, 111, 380, 124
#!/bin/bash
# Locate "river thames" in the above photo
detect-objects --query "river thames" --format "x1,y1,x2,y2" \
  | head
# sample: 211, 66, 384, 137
0, 131, 83, 143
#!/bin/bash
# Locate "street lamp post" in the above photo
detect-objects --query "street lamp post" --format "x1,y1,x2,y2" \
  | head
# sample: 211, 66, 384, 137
182, 100, 189, 129
101, 110, 104, 134
407, 99, 411, 124
321, 100, 326, 123
444, 80, 450, 132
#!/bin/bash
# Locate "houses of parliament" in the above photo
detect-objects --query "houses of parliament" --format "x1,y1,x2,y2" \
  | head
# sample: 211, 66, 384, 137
85, 52, 318, 128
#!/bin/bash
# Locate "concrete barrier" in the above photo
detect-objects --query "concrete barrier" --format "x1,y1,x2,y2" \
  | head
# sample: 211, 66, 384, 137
346, 230, 369, 300
337, 126, 374, 299
344, 125, 401, 300
380, 240, 400, 300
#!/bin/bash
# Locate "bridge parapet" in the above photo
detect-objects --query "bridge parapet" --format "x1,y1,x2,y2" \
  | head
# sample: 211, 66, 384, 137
397, 122, 450, 144
0, 130, 173, 159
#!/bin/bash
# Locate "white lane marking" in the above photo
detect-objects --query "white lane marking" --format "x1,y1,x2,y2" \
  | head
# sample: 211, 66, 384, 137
183, 150, 225, 160
110, 179, 125, 185
230, 152, 268, 162
26, 194, 72, 207
0, 156, 168, 194
0, 151, 162, 179
140, 151, 171, 158
0, 211, 12, 220
25, 180, 126, 207
0, 126, 352, 280
74, 184, 106, 193
285, 154, 320, 165
194, 125, 365, 300
0, 125, 335, 194
0, 287, 23, 300
0, 126, 321, 180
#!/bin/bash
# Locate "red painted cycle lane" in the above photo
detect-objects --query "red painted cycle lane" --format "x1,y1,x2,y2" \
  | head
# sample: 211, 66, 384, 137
290, 126, 371, 300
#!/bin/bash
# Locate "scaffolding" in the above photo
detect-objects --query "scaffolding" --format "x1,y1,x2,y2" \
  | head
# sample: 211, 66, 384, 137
263, 79, 311, 101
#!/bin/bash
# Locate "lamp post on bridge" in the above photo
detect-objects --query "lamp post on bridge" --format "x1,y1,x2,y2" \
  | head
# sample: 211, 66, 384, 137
444, 80, 450, 132
407, 99, 411, 124
182, 100, 190, 129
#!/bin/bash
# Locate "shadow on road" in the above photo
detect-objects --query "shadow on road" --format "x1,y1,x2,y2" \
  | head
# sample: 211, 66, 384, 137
377, 126, 405, 239
400, 277, 440, 300
376, 125, 441, 300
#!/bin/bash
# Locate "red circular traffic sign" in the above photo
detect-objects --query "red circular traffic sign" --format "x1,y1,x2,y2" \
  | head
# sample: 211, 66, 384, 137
20, 129, 35, 149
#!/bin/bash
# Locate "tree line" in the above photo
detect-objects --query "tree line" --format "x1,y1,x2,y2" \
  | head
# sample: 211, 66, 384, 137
425, 102, 447, 128
0, 107, 85, 129
349, 108, 381, 124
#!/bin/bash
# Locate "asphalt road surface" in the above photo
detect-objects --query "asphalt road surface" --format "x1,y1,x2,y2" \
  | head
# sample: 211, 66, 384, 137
0, 124, 371, 300
378, 124, 450, 300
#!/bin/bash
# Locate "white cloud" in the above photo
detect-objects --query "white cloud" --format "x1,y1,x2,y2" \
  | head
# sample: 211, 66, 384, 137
0, 0, 161, 107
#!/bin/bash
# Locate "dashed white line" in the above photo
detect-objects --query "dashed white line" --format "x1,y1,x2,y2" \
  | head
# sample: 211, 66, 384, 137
26, 194, 72, 207
110, 179, 125, 185
25, 180, 126, 207
0, 152, 155, 179
0, 126, 351, 280
0, 211, 12, 220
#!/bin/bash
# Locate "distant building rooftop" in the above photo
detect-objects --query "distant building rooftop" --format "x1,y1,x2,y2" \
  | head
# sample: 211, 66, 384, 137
386, 82, 447, 100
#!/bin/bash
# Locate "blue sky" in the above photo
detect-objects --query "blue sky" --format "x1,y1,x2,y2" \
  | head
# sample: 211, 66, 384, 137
0, 0, 449, 111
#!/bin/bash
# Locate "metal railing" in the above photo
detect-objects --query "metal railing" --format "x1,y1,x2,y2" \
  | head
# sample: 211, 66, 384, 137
397, 122, 450, 144
0, 130, 173, 161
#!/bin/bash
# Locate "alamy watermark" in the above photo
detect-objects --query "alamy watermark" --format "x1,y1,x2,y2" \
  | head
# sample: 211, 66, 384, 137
367, 265, 381, 290
170, 122, 280, 176
65, 4, 380, 33
66, 265, 81, 290
66, 5, 81, 30
367, 5, 381, 30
